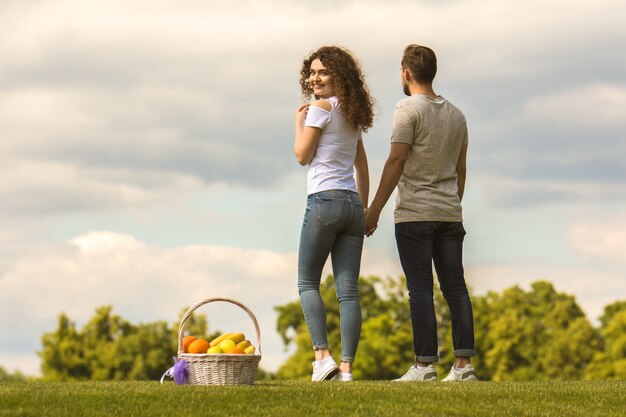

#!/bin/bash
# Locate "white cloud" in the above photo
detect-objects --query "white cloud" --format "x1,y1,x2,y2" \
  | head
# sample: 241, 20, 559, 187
0, 159, 202, 216
523, 84, 626, 130
0, 353, 41, 376
1, 0, 625, 217
0, 232, 300, 375
70, 231, 146, 253
0, 88, 97, 139
568, 214, 626, 263
476, 174, 626, 208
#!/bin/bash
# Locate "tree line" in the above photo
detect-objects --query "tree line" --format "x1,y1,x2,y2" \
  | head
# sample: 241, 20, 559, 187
275, 276, 626, 380
39, 306, 210, 381
35, 276, 626, 381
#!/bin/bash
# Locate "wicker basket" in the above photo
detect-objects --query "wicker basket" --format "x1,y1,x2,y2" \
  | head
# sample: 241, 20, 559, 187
177, 298, 262, 385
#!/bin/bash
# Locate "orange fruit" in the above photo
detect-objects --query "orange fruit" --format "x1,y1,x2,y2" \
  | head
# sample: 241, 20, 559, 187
187, 338, 210, 354
229, 347, 245, 354
182, 336, 197, 353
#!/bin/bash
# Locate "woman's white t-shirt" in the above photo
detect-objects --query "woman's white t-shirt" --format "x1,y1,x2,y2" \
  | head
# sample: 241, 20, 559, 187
304, 96, 362, 196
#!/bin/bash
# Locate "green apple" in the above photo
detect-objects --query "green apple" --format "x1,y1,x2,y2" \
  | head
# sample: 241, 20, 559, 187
207, 346, 223, 354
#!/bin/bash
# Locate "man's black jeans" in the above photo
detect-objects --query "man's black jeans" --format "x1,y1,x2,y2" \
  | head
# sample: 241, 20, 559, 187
395, 221, 475, 362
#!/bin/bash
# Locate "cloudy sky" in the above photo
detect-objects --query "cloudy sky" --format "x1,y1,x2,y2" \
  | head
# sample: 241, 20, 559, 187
1, 0, 625, 376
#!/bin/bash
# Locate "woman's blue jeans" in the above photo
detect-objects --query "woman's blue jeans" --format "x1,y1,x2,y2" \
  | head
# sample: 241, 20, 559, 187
395, 221, 475, 363
298, 190, 364, 363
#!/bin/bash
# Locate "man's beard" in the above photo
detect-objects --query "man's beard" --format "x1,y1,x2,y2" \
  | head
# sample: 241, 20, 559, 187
402, 81, 410, 96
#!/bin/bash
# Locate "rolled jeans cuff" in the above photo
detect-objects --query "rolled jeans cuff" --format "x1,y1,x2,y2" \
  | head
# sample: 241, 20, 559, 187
454, 349, 475, 357
416, 355, 439, 363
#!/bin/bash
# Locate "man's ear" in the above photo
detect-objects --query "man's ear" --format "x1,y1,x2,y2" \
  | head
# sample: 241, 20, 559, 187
402, 68, 412, 82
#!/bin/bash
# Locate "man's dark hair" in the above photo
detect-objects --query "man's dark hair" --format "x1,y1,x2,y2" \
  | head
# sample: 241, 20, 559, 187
401, 44, 437, 84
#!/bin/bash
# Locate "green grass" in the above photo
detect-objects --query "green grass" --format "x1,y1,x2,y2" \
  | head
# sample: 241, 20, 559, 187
1, 380, 625, 417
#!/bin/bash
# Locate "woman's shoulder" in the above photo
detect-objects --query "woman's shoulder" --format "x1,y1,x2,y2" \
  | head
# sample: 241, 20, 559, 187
310, 98, 333, 112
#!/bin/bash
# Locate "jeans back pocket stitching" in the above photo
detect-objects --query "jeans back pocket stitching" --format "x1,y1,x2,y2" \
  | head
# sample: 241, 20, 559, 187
316, 198, 345, 227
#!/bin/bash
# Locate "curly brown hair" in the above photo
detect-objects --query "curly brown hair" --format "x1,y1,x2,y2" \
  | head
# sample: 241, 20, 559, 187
299, 46, 374, 132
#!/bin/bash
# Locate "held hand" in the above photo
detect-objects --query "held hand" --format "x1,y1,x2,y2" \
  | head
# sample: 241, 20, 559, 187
364, 207, 380, 237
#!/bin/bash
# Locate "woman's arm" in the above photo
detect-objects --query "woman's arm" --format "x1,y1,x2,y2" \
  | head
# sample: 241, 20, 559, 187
293, 100, 331, 166
354, 139, 369, 208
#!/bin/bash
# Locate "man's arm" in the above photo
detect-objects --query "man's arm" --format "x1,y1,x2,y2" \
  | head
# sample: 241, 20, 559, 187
365, 142, 411, 236
456, 142, 468, 201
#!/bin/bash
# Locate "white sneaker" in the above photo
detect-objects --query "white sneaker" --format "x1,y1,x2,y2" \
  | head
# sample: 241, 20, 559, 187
311, 356, 339, 381
393, 364, 437, 381
331, 372, 353, 382
442, 364, 477, 381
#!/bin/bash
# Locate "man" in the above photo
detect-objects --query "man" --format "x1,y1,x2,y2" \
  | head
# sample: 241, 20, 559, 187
366, 44, 476, 381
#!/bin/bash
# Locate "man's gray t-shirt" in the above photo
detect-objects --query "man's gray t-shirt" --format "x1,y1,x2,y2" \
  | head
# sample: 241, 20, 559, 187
390, 94, 468, 223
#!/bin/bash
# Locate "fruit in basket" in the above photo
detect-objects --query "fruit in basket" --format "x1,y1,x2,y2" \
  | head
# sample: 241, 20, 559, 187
229, 347, 245, 354
226, 333, 245, 344
207, 346, 223, 354
209, 333, 232, 347
219, 339, 237, 353
236, 340, 251, 350
182, 336, 197, 353
187, 338, 210, 354
244, 345, 256, 354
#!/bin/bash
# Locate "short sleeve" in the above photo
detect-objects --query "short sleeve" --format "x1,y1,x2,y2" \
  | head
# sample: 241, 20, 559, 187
305, 105, 331, 129
390, 101, 415, 145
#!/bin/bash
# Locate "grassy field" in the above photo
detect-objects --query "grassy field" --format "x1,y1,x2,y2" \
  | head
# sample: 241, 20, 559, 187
1, 380, 625, 417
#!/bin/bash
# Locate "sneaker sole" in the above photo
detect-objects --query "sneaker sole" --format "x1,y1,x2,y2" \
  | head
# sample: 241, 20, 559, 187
393, 374, 438, 382
443, 375, 478, 382
393, 379, 438, 382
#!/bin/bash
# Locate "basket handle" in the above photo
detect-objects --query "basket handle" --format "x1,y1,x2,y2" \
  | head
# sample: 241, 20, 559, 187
177, 297, 262, 355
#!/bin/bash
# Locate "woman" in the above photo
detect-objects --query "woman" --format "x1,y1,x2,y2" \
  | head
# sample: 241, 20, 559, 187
294, 45, 374, 382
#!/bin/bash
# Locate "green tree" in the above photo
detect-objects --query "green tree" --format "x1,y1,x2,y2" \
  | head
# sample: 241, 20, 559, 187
40, 313, 88, 380
598, 301, 626, 328
39, 306, 211, 381
276, 275, 444, 380
479, 281, 600, 381
79, 306, 133, 380
0, 366, 26, 382
585, 301, 626, 380
352, 276, 414, 379
274, 276, 602, 381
